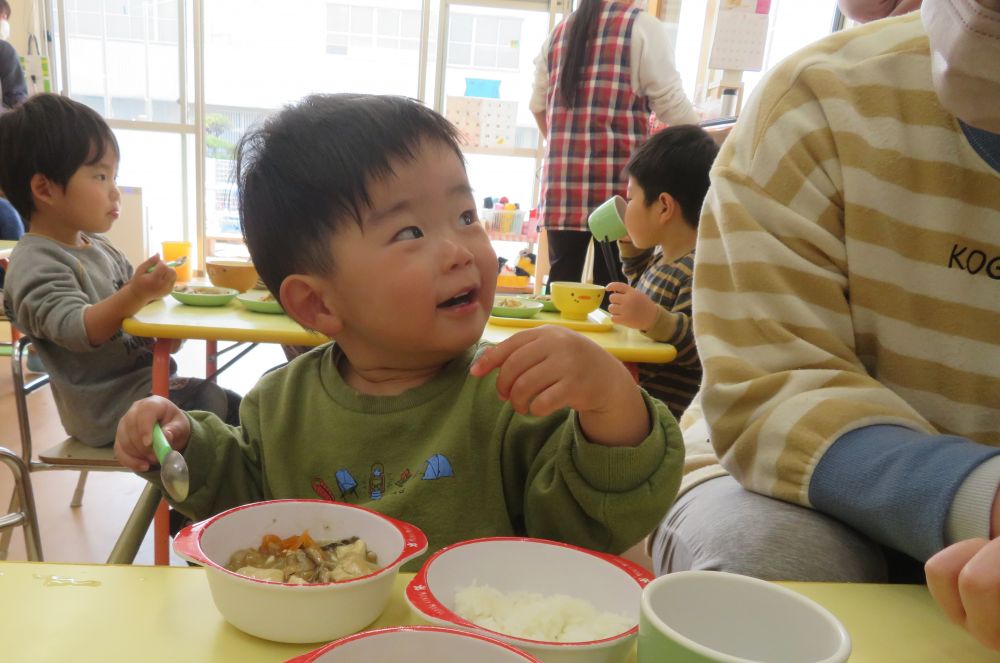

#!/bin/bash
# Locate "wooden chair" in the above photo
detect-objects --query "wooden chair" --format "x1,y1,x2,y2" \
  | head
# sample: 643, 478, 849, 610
0, 445, 42, 561
0, 336, 162, 563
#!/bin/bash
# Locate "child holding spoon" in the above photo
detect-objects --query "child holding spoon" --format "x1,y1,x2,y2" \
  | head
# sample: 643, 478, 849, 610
0, 94, 241, 448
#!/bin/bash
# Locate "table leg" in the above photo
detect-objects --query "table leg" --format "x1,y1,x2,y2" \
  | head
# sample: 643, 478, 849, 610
206, 340, 218, 381
150, 338, 173, 565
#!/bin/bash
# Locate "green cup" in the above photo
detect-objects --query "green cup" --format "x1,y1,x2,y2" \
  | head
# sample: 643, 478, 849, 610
587, 195, 628, 241
638, 571, 851, 663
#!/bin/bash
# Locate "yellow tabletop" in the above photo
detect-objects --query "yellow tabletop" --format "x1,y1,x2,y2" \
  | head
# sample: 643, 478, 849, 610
482, 322, 676, 364
122, 296, 326, 347
0, 562, 993, 663
124, 296, 676, 363
0, 239, 16, 260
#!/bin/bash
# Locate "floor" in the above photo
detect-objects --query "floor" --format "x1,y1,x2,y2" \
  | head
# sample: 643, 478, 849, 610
0, 331, 653, 572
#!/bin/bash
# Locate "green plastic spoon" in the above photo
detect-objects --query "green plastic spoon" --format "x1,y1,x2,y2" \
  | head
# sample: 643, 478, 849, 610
151, 422, 189, 502
147, 256, 187, 273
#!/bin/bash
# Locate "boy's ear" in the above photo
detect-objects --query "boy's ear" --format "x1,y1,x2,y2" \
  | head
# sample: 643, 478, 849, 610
30, 174, 61, 208
279, 274, 344, 337
657, 192, 680, 226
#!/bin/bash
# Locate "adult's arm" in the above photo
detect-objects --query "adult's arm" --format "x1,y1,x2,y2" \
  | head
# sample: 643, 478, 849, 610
0, 42, 27, 109
630, 13, 698, 125
528, 32, 553, 138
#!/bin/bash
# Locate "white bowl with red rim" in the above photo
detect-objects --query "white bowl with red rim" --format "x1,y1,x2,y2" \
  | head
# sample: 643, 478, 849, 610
173, 499, 427, 643
405, 537, 652, 663
284, 625, 542, 662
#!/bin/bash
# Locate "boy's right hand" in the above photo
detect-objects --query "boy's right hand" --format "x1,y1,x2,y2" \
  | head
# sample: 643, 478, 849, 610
129, 254, 177, 303
115, 396, 191, 472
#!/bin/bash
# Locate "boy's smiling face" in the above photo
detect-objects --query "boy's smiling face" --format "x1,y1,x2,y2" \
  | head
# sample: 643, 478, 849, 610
319, 139, 497, 368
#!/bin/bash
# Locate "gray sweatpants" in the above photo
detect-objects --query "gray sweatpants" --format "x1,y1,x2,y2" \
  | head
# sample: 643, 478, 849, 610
651, 475, 891, 582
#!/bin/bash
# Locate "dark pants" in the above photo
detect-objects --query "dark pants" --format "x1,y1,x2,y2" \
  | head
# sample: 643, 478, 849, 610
545, 229, 624, 292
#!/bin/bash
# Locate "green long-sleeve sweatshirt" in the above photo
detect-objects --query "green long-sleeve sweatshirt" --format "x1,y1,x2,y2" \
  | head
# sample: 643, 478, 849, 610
158, 342, 683, 568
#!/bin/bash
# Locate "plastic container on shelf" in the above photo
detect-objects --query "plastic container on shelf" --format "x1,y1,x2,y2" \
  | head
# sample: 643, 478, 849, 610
481, 208, 527, 236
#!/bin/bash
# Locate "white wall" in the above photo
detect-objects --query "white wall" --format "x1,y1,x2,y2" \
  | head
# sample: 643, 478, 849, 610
6, 0, 39, 56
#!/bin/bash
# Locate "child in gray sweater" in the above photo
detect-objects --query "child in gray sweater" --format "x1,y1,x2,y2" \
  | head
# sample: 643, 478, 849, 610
0, 94, 240, 446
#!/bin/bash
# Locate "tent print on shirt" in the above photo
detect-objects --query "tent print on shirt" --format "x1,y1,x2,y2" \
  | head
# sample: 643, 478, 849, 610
422, 453, 454, 480
335, 468, 359, 499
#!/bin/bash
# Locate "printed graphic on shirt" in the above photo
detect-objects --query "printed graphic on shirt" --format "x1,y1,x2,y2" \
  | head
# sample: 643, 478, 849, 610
310, 454, 456, 503
369, 462, 386, 500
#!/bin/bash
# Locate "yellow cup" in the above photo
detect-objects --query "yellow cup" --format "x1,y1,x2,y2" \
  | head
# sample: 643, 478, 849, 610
161, 240, 192, 282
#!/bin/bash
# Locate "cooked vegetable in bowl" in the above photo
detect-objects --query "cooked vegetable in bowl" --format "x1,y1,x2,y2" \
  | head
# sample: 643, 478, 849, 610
173, 499, 427, 643
226, 531, 379, 584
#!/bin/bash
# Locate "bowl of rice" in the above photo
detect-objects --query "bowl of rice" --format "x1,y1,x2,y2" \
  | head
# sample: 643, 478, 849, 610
285, 626, 541, 662
405, 537, 651, 663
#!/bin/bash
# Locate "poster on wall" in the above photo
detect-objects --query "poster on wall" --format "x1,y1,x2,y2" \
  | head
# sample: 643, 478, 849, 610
709, 0, 772, 72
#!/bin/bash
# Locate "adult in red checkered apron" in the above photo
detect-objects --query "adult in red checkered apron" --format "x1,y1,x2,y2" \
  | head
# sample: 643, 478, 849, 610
535, 0, 655, 288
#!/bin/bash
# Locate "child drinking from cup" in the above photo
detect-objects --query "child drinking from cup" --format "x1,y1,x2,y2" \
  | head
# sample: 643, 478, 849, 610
114, 94, 685, 564
0, 94, 241, 448
605, 125, 719, 417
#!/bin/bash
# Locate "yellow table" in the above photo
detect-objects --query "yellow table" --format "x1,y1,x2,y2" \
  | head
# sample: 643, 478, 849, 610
0, 239, 16, 261
124, 296, 676, 366
0, 562, 994, 662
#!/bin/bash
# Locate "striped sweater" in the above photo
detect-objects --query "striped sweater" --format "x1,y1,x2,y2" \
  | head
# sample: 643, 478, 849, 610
620, 246, 699, 417
689, 14, 1000, 557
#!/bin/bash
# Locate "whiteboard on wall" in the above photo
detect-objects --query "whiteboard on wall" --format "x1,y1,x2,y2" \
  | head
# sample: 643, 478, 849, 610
709, 1, 772, 72
103, 186, 147, 267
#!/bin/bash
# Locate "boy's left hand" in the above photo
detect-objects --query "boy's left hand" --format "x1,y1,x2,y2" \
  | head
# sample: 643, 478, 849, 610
470, 326, 649, 447
606, 282, 659, 331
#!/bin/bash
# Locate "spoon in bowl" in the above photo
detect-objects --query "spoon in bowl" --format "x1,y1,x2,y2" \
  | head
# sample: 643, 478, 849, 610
151, 421, 190, 502
147, 256, 187, 273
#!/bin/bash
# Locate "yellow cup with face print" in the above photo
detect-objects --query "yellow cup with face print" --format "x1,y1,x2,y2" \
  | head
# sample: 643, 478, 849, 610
550, 281, 606, 321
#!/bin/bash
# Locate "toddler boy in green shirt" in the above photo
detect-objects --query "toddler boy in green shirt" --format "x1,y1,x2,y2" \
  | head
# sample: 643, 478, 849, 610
114, 94, 684, 564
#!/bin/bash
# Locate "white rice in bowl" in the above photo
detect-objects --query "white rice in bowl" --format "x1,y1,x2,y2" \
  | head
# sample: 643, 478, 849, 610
454, 584, 633, 643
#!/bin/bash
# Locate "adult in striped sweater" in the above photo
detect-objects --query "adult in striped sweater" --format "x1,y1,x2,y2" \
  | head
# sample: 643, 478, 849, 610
604, 125, 718, 419
651, 1, 1000, 650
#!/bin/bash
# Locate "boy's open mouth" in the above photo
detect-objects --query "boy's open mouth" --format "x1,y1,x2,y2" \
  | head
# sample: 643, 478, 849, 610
437, 289, 476, 309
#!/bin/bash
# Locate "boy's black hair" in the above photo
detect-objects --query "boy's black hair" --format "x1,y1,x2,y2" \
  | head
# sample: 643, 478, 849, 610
0, 94, 120, 227
236, 93, 464, 297
625, 124, 719, 227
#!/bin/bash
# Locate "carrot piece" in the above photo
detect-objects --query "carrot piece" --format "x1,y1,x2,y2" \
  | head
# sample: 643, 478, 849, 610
300, 530, 315, 549
259, 534, 281, 552
281, 534, 302, 550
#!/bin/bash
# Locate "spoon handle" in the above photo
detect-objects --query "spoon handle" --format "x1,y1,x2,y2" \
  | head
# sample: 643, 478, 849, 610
151, 422, 171, 465
147, 256, 186, 273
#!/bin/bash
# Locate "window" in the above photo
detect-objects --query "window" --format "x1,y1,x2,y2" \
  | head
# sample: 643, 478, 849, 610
66, 0, 178, 44
447, 12, 521, 70
65, 0, 184, 122
326, 3, 421, 55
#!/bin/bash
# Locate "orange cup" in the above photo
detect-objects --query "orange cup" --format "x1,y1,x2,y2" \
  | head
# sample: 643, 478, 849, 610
161, 240, 192, 282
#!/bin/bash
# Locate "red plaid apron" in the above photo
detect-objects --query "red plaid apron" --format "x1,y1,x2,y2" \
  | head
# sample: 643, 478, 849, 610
539, 2, 651, 232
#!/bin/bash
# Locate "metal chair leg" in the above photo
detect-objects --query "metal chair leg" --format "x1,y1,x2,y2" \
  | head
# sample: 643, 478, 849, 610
0, 447, 43, 561
0, 492, 17, 559
106, 483, 162, 565
70, 470, 89, 507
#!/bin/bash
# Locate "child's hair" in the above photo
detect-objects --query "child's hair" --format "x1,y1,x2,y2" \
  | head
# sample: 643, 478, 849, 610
0, 1, 10, 18
625, 125, 719, 227
236, 93, 463, 297
0, 94, 120, 227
